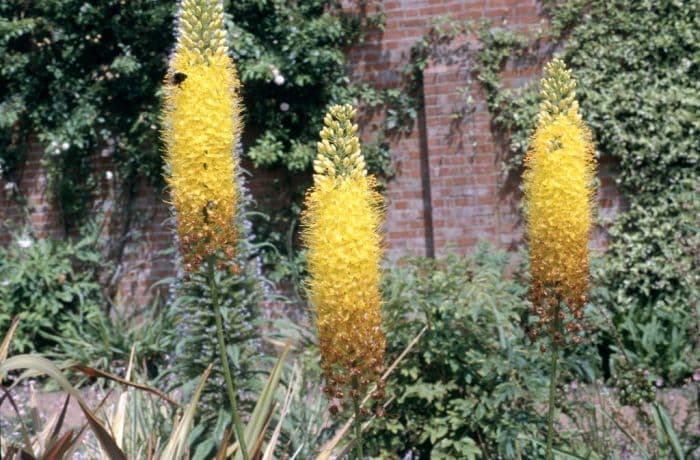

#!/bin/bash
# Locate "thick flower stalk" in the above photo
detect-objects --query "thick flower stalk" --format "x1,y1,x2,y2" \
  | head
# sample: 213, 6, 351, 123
302, 105, 386, 411
523, 59, 596, 346
162, 0, 241, 272
162, 2, 249, 459
524, 57, 597, 460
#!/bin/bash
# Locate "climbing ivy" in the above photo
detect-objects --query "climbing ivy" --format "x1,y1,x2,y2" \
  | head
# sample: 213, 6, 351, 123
415, 0, 699, 383
559, 0, 699, 383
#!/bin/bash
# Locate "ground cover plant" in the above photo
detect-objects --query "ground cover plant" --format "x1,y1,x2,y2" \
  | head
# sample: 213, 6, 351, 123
0, 0, 698, 459
367, 246, 548, 459
0, 222, 107, 354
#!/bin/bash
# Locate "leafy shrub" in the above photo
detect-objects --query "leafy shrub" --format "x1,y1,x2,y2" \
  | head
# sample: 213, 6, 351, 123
367, 243, 551, 459
0, 225, 108, 353
0, 1, 395, 226
593, 182, 700, 382
561, 1, 700, 384
0, 1, 403, 287
0, 0, 173, 223
46, 301, 172, 380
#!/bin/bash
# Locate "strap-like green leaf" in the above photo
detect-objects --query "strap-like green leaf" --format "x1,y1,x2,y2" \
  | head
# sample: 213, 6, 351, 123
0, 354, 127, 460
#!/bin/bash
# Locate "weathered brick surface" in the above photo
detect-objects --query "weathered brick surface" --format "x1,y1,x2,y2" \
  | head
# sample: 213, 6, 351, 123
1, 140, 61, 241
0, 0, 622, 308
348, 0, 620, 259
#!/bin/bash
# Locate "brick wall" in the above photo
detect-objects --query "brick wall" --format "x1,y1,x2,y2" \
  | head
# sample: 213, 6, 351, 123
0, 140, 174, 312
0, 0, 622, 308
349, 0, 621, 260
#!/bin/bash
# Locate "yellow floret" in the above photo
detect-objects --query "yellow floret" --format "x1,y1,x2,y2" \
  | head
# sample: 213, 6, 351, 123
523, 59, 596, 342
302, 105, 385, 400
162, 0, 242, 271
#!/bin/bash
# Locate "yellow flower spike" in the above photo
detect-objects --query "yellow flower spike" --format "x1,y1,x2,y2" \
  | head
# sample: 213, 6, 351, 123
162, 3, 252, 458
162, 0, 242, 272
302, 104, 386, 408
523, 58, 597, 345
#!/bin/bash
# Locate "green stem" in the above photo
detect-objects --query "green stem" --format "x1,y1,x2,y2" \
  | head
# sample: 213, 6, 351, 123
352, 378, 364, 460
545, 339, 559, 459
545, 321, 560, 460
208, 256, 249, 460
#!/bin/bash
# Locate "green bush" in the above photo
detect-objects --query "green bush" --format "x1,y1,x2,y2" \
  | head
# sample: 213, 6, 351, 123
0, 0, 173, 223
367, 244, 551, 459
0, 1, 397, 268
593, 183, 700, 382
46, 301, 172, 380
0, 224, 108, 353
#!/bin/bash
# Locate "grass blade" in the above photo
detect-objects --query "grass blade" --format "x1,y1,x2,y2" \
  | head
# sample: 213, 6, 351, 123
262, 364, 299, 460
159, 364, 212, 460
49, 395, 71, 445
520, 436, 597, 460
0, 354, 127, 460
652, 402, 684, 460
215, 429, 232, 460
111, 345, 136, 450
78, 393, 127, 459
229, 341, 292, 460
597, 405, 650, 458
44, 430, 74, 460
64, 390, 114, 459
69, 363, 179, 406
0, 316, 20, 363
0, 386, 35, 454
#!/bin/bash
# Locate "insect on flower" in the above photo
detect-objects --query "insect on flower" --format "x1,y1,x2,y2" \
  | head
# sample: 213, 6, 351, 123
172, 72, 188, 86
161, 0, 242, 272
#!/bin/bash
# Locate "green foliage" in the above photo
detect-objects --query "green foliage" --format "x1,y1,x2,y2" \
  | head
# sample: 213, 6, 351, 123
0, 0, 173, 224
554, 2, 700, 383
547, 0, 699, 384
0, 0, 404, 280
367, 244, 551, 459
594, 183, 699, 382
561, 1, 699, 194
228, 0, 405, 176
46, 303, 172, 380
227, 0, 405, 281
228, 0, 359, 173
0, 224, 108, 353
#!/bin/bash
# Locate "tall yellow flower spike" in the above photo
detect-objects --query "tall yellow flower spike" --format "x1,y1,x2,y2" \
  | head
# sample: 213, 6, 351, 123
302, 105, 386, 412
162, 0, 241, 272
523, 59, 596, 346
